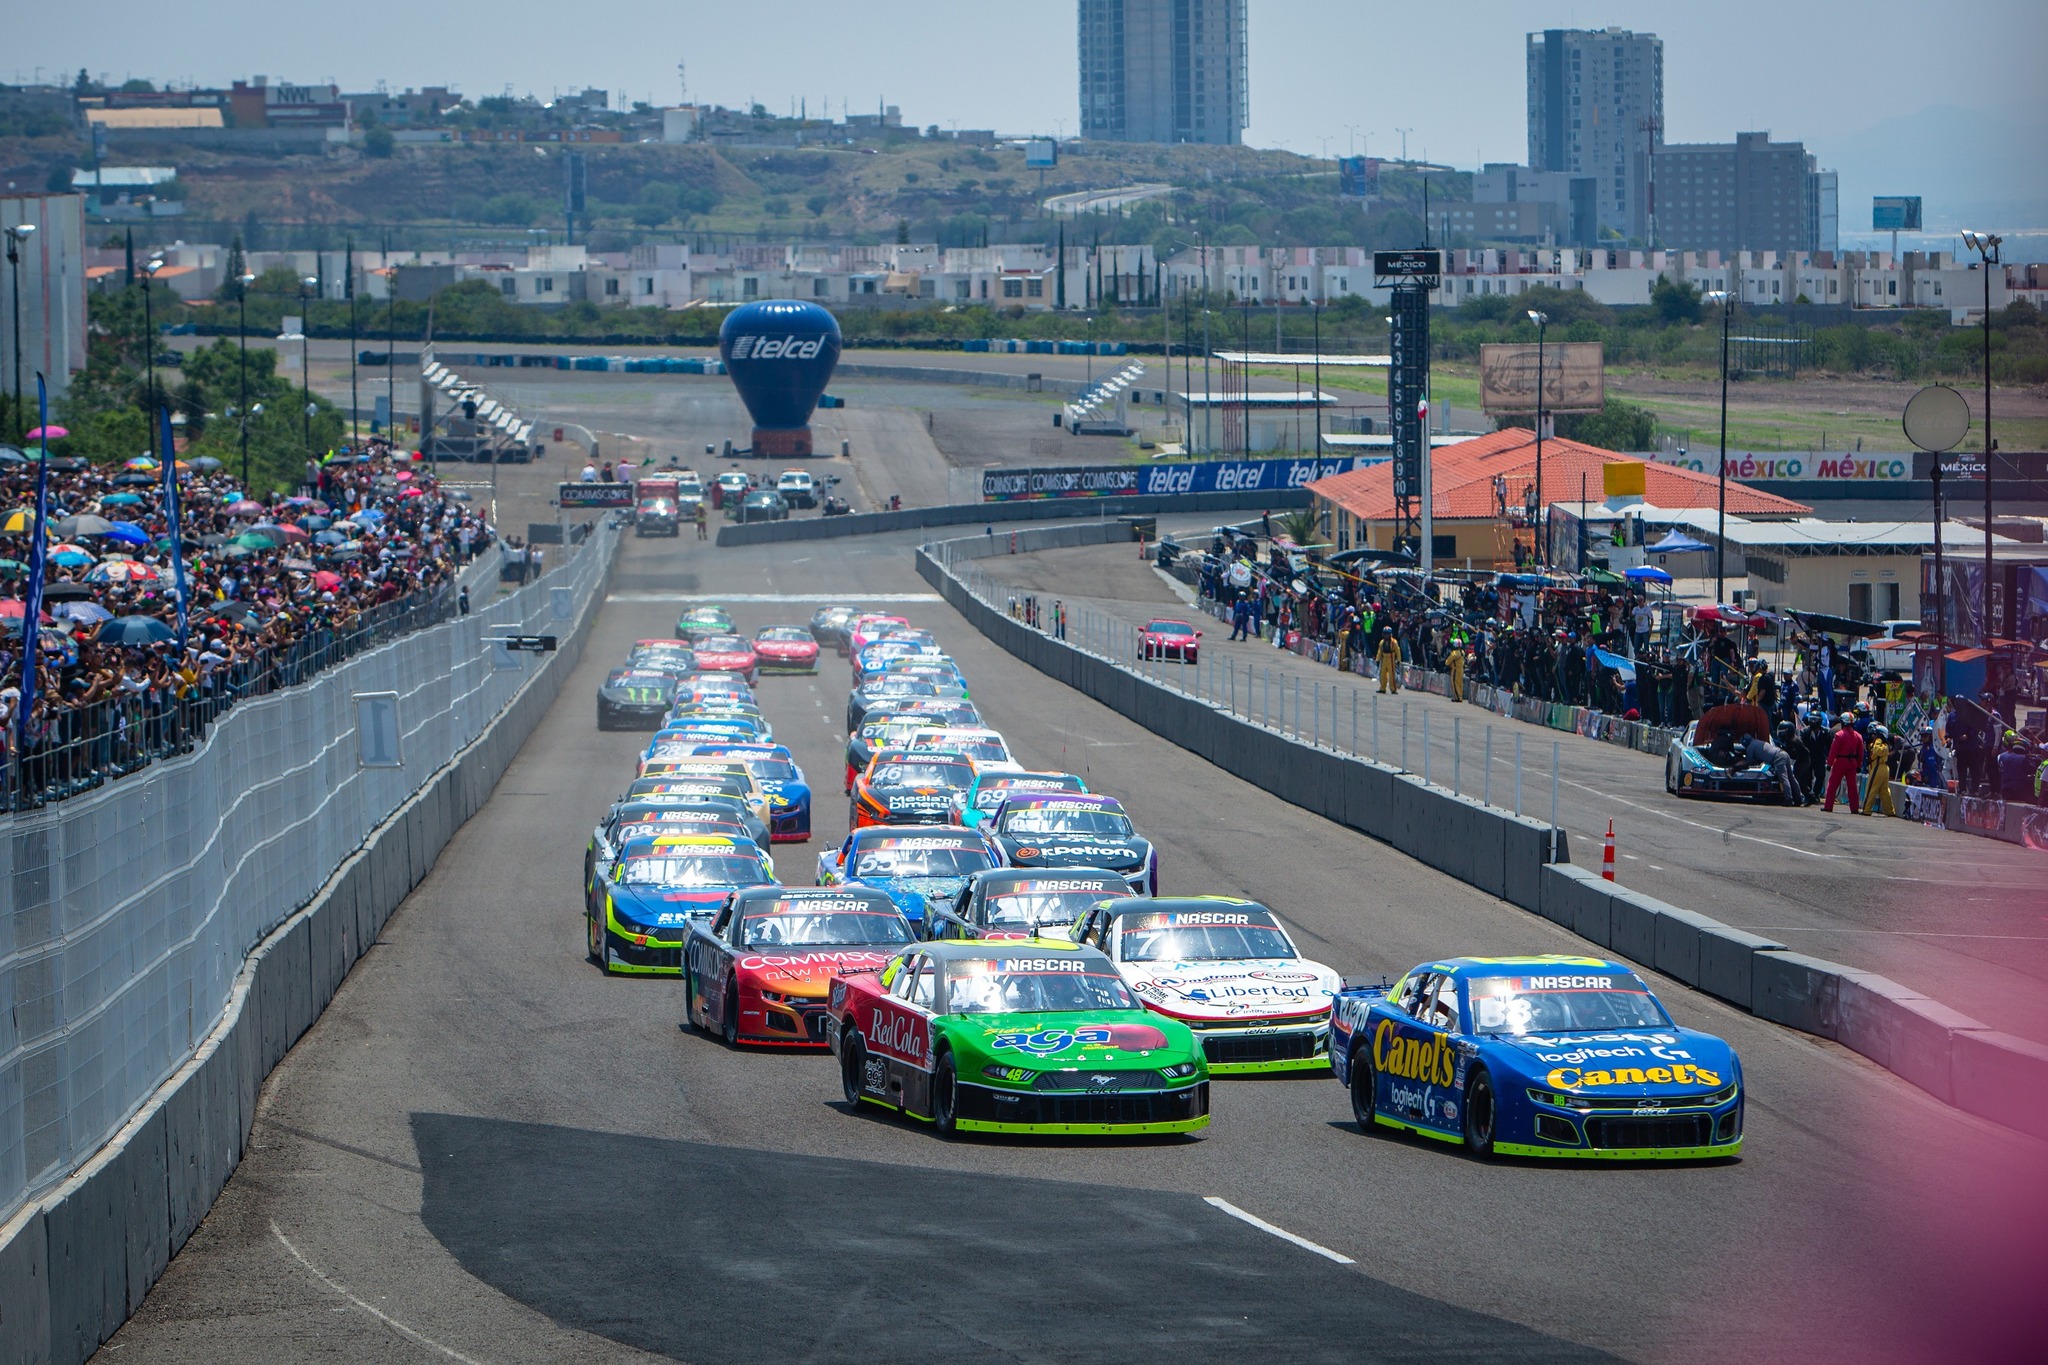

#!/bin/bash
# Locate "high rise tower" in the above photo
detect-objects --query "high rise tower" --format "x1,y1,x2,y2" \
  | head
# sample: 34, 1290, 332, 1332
1527, 27, 1663, 243
1079, 0, 1247, 146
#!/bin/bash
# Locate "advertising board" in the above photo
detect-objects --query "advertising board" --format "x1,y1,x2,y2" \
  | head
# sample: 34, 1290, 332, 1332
981, 456, 1381, 502
559, 482, 636, 508
1479, 341, 1606, 414
1873, 196, 1923, 232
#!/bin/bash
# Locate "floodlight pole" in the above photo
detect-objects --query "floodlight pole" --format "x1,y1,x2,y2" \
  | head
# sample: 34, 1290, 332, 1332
1528, 310, 1547, 566
1964, 231, 2000, 646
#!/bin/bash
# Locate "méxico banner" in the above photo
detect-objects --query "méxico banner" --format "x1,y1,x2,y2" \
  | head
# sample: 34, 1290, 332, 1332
982, 456, 1384, 502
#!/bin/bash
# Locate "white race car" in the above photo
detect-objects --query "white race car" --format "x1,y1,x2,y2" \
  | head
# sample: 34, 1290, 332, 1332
1066, 896, 1341, 1075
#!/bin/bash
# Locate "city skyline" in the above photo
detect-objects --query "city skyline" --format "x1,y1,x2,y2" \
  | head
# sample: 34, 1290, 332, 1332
10, 0, 2046, 227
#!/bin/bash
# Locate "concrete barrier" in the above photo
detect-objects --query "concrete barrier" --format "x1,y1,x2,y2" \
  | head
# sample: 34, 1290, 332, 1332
0, 529, 618, 1365
719, 487, 1309, 547
1950, 1030, 2048, 1141
1696, 926, 1787, 1013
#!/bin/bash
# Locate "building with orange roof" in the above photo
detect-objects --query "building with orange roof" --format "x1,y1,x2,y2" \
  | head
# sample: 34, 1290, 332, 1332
1305, 428, 1812, 569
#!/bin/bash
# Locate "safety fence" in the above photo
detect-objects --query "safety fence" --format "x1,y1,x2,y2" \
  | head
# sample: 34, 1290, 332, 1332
0, 522, 618, 1229
925, 521, 2048, 1146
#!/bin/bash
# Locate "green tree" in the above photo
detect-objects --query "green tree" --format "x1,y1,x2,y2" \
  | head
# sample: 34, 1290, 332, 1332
806, 193, 829, 217
364, 126, 395, 158
1553, 399, 1658, 452
1650, 276, 1703, 325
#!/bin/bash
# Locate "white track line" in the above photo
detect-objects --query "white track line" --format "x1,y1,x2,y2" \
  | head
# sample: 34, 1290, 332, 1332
1203, 1197, 1355, 1264
272, 1221, 487, 1364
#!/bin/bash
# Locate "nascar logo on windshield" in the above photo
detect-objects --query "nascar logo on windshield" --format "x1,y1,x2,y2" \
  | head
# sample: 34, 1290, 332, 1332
728, 335, 826, 361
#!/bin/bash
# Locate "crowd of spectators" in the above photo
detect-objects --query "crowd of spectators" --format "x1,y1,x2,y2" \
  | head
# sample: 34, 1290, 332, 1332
0, 437, 494, 808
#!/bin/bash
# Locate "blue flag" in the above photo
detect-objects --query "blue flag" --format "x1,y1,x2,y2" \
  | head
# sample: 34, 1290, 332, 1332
160, 406, 190, 651
15, 375, 52, 771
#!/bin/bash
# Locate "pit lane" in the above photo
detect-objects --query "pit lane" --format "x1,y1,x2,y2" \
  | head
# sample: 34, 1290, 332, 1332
95, 468, 2046, 1363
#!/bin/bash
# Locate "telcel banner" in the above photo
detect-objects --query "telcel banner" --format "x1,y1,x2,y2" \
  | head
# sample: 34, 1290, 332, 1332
983, 456, 1384, 501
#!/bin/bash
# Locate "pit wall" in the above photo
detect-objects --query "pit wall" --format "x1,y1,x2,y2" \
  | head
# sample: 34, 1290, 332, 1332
919, 524, 2048, 1144
0, 528, 620, 1365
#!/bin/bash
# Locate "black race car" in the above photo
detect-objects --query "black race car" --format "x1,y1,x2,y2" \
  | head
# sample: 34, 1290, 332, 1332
846, 674, 941, 732
928, 867, 1132, 941
1666, 702, 1797, 802
809, 605, 858, 651
597, 668, 678, 730
986, 793, 1158, 896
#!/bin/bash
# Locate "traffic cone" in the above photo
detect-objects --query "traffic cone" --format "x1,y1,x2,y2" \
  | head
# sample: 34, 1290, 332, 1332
1601, 820, 1616, 881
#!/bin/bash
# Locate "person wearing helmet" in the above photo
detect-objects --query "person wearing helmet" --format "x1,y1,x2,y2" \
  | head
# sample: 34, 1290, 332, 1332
1783, 720, 1818, 805
1997, 733, 2036, 802
1914, 725, 1945, 792
1822, 712, 1866, 813
1863, 724, 1897, 816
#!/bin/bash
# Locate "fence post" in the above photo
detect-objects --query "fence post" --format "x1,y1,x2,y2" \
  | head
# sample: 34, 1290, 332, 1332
1313, 680, 1320, 750
1372, 690, 1380, 761
1454, 715, 1461, 796
1293, 676, 1301, 741
1483, 726, 1493, 808
1263, 667, 1271, 729
1515, 732, 1524, 817
1550, 741, 1561, 862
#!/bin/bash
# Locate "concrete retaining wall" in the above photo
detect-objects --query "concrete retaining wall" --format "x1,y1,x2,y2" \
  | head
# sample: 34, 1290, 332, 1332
718, 488, 1309, 547
0, 538, 617, 1365
922, 525, 2048, 1147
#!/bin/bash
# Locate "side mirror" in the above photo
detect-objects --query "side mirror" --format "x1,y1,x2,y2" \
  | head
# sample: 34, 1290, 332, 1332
1194, 630, 1203, 638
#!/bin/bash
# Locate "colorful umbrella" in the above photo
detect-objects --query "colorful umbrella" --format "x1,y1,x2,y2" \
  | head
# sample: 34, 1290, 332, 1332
50, 550, 95, 568
125, 456, 159, 470
0, 599, 50, 621
112, 472, 156, 487
100, 492, 145, 506
97, 615, 175, 645
1, 509, 31, 532
23, 425, 68, 440
227, 499, 265, 516
277, 523, 310, 542
104, 522, 152, 546
0, 558, 25, 577
313, 530, 346, 545
85, 559, 160, 584
189, 456, 223, 471
53, 601, 113, 625
312, 570, 343, 591
299, 515, 332, 531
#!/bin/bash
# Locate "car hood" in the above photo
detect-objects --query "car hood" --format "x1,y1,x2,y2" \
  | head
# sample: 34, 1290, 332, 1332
945, 1010, 1202, 1070
865, 784, 961, 814
600, 681, 673, 702
1001, 836, 1150, 873
1485, 1028, 1740, 1097
757, 641, 816, 655
734, 947, 899, 994
858, 875, 970, 921
1118, 959, 1341, 1021
608, 885, 728, 934
760, 779, 810, 810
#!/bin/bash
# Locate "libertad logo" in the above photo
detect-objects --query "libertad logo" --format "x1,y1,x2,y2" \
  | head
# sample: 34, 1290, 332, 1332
728, 335, 825, 362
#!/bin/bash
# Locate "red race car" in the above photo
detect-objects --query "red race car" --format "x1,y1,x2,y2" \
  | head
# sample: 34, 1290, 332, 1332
691, 634, 760, 684
683, 885, 915, 1046
753, 625, 820, 675
1138, 619, 1201, 663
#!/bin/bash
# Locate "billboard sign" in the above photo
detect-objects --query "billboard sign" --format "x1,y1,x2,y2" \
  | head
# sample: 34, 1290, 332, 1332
1479, 341, 1606, 414
981, 457, 1382, 502
558, 482, 635, 508
1338, 156, 1381, 199
1650, 450, 1914, 483
1024, 139, 1058, 168
718, 299, 843, 430
1873, 196, 1923, 232
1373, 249, 1442, 281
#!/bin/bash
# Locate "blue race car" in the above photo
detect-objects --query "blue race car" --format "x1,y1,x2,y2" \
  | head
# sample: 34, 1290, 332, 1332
687, 742, 814, 843
587, 833, 778, 975
816, 824, 1001, 931
1330, 955, 1744, 1160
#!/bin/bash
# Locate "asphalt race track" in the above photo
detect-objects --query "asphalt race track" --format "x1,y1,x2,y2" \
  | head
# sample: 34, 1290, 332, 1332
96, 503, 2048, 1363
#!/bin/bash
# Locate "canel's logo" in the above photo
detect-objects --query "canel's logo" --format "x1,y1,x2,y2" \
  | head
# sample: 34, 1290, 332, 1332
728, 335, 826, 361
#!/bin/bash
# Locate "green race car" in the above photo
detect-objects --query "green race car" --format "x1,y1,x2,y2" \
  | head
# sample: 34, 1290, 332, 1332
674, 604, 736, 642
825, 938, 1210, 1137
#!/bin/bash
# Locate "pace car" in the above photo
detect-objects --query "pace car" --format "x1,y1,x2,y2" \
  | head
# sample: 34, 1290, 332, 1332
1329, 954, 1744, 1160
1138, 619, 1202, 664
685, 742, 813, 843
596, 668, 677, 730
1666, 703, 1792, 802
1069, 897, 1339, 1074
952, 770, 1088, 829
817, 825, 1001, 929
986, 793, 1158, 895
674, 605, 737, 642
850, 749, 978, 828
753, 626, 820, 675
825, 939, 1209, 1137
932, 868, 1131, 940
683, 885, 916, 1047
692, 634, 760, 684
585, 833, 778, 975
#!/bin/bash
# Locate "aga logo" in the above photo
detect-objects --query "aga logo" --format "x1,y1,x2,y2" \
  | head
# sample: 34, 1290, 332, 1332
728, 335, 826, 362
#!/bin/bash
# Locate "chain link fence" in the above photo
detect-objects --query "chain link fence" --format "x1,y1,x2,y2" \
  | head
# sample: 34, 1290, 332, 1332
0, 523, 617, 1224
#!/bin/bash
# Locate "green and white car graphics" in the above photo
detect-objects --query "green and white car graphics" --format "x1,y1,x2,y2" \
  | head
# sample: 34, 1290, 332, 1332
826, 939, 1210, 1136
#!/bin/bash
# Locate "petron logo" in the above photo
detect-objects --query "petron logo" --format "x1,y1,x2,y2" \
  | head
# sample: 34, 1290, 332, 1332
1372, 1019, 1457, 1086
726, 335, 827, 362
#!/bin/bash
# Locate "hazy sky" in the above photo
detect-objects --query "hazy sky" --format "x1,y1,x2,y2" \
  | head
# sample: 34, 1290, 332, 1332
15, 1, 2048, 225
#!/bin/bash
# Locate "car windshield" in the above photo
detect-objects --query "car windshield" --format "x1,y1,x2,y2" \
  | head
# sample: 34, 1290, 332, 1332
699, 636, 750, 651
999, 806, 1130, 837
1117, 910, 1294, 962
1465, 974, 1672, 1035
867, 677, 933, 694
1148, 622, 1195, 637
619, 854, 765, 887
983, 882, 1124, 929
975, 778, 1080, 810
873, 760, 973, 788
743, 907, 910, 947
945, 960, 1137, 1014
744, 759, 797, 783
926, 737, 1006, 764
758, 628, 810, 642
851, 840, 992, 879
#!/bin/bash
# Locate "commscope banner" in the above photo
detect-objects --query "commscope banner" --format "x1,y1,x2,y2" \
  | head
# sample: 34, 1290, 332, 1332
982, 456, 1383, 501
1647, 450, 1915, 483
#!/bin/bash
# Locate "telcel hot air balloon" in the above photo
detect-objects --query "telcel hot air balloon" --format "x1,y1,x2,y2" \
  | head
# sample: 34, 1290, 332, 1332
718, 300, 842, 458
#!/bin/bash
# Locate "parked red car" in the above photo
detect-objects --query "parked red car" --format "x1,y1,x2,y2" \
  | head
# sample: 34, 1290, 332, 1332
1138, 619, 1201, 663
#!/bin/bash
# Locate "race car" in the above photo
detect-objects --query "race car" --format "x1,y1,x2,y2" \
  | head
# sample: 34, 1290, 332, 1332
845, 711, 968, 793
753, 625, 820, 675
932, 868, 1131, 941
846, 674, 941, 732
683, 885, 916, 1047
853, 635, 942, 685
1329, 954, 1745, 1160
817, 824, 1001, 928
616, 778, 770, 846
596, 668, 677, 730
809, 605, 858, 652
907, 726, 1021, 774
624, 641, 699, 678
880, 657, 968, 697
1138, 619, 1202, 664
685, 742, 813, 843
847, 614, 911, 656
674, 605, 737, 642
1069, 897, 1340, 1074
629, 762, 773, 829
585, 833, 779, 975
586, 799, 760, 912
953, 770, 1089, 830
691, 634, 760, 685
673, 671, 754, 705
986, 793, 1158, 895
825, 939, 1210, 1137
850, 749, 979, 828
1666, 703, 1795, 802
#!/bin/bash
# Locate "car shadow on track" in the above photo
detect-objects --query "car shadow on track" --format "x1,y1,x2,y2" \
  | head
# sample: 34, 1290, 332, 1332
1323, 1119, 1743, 1168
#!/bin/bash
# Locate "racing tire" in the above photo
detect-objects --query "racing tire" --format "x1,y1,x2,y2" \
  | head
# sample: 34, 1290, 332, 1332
721, 978, 740, 1047
1463, 1066, 1498, 1159
683, 971, 703, 1033
840, 1030, 869, 1108
1348, 1046, 1379, 1133
588, 913, 611, 974
932, 1050, 960, 1138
